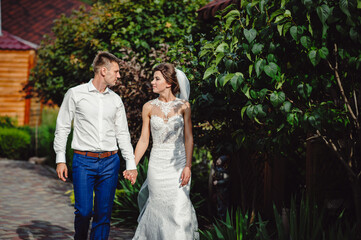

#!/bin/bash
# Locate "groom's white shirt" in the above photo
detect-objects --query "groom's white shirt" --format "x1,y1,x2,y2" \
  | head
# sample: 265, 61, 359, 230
53, 79, 136, 170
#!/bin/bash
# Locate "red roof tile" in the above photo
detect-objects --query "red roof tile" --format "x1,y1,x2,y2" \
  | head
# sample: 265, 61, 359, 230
0, 30, 34, 50
2, 0, 89, 47
197, 0, 234, 21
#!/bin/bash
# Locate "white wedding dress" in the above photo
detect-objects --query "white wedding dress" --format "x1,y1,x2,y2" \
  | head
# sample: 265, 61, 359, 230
133, 98, 199, 240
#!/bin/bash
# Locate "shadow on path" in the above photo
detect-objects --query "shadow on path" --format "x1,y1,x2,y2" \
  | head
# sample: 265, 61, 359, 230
16, 220, 73, 240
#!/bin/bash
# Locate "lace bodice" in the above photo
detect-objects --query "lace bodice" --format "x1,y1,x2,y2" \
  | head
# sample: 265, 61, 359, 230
149, 98, 185, 147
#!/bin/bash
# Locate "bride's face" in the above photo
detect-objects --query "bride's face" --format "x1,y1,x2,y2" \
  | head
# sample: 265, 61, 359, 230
151, 71, 171, 94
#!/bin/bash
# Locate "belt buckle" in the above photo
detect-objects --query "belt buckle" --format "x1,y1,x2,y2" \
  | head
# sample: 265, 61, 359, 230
98, 152, 102, 158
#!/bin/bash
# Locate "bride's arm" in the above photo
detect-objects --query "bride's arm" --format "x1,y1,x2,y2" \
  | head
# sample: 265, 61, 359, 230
123, 103, 151, 183
181, 101, 193, 186
134, 102, 152, 166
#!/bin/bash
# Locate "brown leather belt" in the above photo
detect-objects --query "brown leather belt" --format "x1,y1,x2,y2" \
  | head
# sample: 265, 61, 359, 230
74, 150, 118, 158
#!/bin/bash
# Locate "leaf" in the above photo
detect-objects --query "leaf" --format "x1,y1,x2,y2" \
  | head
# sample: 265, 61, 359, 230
223, 73, 235, 86
225, 10, 241, 30
259, 88, 268, 102
290, 26, 299, 40
267, 54, 276, 63
231, 72, 244, 91
250, 89, 258, 99
199, 49, 210, 58
270, 9, 285, 21
284, 10, 291, 18
255, 59, 265, 77
242, 85, 251, 99
308, 50, 320, 66
308, 115, 320, 128
216, 74, 226, 87
340, 0, 351, 17
225, 59, 237, 72
277, 24, 283, 36
215, 52, 225, 66
256, 104, 267, 117
350, 27, 358, 41
270, 91, 286, 107
316, 4, 331, 24
280, 101, 292, 113
287, 113, 299, 126
283, 22, 292, 36
249, 64, 253, 77
322, 24, 329, 39
281, 0, 286, 8
215, 42, 229, 53
264, 62, 279, 79
246, 105, 255, 119
259, 0, 266, 13
275, 15, 285, 23
302, 0, 313, 8
297, 83, 312, 99
252, 43, 264, 55
241, 105, 248, 119
300, 36, 311, 49
203, 66, 217, 80
318, 47, 329, 59
244, 29, 257, 43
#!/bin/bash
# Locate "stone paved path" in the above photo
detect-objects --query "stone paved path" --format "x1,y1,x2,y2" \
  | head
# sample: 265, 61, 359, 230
0, 159, 134, 240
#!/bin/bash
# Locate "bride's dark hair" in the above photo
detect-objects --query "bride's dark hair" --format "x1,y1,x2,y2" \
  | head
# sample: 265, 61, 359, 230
154, 63, 180, 95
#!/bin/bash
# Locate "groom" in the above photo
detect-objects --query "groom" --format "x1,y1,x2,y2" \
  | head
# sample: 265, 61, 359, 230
54, 51, 138, 239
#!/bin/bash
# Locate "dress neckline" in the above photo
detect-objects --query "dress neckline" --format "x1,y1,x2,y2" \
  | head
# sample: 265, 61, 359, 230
156, 97, 178, 103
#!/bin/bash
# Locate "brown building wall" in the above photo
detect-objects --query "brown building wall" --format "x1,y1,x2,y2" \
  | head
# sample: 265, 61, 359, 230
0, 49, 38, 126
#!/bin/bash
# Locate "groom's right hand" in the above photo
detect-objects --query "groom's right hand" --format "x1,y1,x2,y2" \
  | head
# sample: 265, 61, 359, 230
56, 163, 68, 182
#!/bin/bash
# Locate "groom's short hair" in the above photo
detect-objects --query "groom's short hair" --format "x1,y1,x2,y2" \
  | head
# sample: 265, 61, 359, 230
92, 51, 120, 73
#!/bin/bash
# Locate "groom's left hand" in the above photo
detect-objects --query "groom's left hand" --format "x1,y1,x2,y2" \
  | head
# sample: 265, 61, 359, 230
123, 169, 138, 185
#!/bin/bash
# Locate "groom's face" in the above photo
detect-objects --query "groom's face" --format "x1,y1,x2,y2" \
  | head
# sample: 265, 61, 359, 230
152, 71, 171, 94
104, 61, 120, 87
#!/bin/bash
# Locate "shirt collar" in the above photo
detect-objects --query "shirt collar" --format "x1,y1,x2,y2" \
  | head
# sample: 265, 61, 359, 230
88, 79, 110, 94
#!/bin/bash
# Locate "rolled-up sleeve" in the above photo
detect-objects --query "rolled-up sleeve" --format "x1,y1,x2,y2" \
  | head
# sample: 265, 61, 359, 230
115, 98, 136, 170
54, 89, 75, 164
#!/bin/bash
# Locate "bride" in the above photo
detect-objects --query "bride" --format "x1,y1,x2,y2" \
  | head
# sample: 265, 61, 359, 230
124, 63, 199, 239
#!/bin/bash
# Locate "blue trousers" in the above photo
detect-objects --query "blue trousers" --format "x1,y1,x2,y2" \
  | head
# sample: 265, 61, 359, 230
72, 152, 120, 240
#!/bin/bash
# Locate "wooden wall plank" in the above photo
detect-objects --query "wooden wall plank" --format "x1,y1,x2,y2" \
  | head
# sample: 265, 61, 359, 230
0, 50, 35, 126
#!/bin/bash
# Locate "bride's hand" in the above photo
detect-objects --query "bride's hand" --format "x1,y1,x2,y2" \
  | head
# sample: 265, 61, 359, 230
180, 166, 191, 187
123, 170, 138, 185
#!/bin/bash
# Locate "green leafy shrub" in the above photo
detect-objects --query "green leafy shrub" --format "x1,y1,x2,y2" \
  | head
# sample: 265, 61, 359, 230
0, 127, 31, 160
191, 147, 212, 226
0, 116, 17, 128
199, 197, 359, 240
200, 208, 258, 240
256, 197, 358, 240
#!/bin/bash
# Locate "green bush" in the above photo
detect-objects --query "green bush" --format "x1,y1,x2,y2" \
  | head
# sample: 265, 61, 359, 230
199, 198, 359, 240
0, 116, 17, 128
200, 208, 258, 240
28, 125, 57, 166
0, 127, 31, 160
265, 197, 358, 240
191, 147, 212, 226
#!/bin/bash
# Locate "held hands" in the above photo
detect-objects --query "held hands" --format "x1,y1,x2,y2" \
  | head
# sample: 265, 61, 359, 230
180, 166, 191, 187
123, 169, 138, 185
56, 163, 68, 182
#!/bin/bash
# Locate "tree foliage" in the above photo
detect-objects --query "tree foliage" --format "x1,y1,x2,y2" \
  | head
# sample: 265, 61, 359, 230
28, 0, 207, 105
27, 0, 207, 143
199, 0, 361, 222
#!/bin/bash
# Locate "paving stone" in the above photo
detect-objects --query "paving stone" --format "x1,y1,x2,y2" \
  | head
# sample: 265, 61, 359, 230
0, 160, 134, 240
